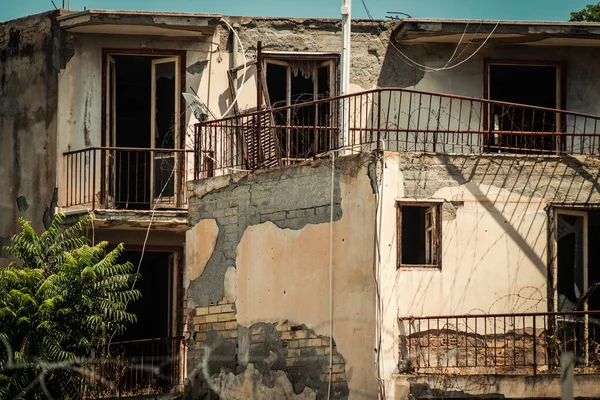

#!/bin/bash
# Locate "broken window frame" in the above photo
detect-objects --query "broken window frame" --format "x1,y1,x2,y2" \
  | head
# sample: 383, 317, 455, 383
263, 52, 339, 163
396, 200, 443, 269
483, 59, 567, 154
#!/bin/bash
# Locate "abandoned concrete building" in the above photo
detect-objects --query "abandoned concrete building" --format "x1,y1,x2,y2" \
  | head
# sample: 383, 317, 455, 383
2, 7, 600, 399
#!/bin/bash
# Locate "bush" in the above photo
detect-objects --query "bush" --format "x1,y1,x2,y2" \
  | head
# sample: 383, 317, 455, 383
0, 213, 140, 399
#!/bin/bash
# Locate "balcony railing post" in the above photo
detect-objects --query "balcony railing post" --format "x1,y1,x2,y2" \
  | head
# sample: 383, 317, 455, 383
92, 149, 96, 210
533, 316, 537, 375
377, 90, 382, 153
256, 41, 263, 169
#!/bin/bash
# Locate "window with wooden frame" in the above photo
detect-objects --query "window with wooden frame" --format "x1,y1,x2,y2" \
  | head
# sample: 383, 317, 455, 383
484, 59, 566, 154
397, 201, 443, 268
263, 52, 339, 163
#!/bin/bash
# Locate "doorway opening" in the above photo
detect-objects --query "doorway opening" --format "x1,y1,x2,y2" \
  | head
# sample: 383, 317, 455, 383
115, 250, 179, 341
104, 52, 183, 210
554, 209, 600, 366
487, 62, 563, 154
265, 56, 337, 162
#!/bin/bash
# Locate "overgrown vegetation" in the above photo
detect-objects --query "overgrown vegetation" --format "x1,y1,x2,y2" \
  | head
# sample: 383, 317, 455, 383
0, 213, 141, 399
570, 2, 600, 21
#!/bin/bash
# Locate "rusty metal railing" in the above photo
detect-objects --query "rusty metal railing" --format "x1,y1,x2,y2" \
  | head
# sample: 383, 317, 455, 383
82, 336, 186, 398
399, 310, 600, 375
194, 88, 600, 178
62, 147, 193, 210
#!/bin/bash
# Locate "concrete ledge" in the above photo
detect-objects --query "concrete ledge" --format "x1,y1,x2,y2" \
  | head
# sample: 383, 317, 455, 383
393, 373, 600, 400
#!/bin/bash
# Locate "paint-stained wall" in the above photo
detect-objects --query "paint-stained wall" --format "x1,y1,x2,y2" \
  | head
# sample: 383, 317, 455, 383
185, 153, 378, 399
0, 10, 70, 259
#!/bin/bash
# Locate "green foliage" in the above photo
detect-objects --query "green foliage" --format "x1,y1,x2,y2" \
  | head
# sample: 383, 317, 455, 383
570, 2, 600, 21
0, 213, 141, 399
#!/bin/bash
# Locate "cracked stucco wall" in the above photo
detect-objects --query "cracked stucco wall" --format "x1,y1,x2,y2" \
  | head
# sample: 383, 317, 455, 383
0, 11, 70, 261
377, 152, 600, 397
186, 153, 378, 398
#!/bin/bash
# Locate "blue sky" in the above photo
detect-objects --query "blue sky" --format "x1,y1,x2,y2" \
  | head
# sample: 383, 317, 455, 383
0, 0, 591, 22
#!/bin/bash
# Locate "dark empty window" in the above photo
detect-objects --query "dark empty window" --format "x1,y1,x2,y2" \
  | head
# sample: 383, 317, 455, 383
398, 202, 441, 268
487, 63, 562, 154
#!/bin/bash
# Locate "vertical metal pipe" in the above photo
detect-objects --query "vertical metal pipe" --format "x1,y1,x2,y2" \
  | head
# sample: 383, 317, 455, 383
340, 0, 351, 149
256, 41, 263, 168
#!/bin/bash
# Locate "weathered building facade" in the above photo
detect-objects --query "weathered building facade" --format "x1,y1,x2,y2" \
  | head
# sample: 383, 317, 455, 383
3, 9, 600, 399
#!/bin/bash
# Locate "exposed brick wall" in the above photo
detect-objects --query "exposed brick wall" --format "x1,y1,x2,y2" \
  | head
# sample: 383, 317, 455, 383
185, 300, 349, 398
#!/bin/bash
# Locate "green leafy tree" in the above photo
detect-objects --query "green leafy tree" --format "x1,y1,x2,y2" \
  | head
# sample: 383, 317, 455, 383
0, 213, 141, 399
570, 2, 600, 21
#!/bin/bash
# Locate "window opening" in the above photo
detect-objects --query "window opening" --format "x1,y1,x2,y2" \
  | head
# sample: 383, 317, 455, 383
265, 57, 336, 162
488, 63, 561, 154
105, 54, 181, 210
398, 202, 441, 267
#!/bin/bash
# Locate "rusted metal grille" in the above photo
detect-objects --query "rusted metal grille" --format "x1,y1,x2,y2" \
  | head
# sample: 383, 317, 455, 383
81, 336, 185, 398
399, 311, 600, 375
194, 87, 600, 178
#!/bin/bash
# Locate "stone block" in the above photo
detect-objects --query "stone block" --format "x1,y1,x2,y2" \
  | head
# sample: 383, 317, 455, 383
225, 321, 237, 330
205, 314, 218, 323
209, 305, 222, 314
213, 322, 226, 331
287, 349, 302, 357
221, 303, 235, 312
196, 307, 209, 316
218, 312, 236, 322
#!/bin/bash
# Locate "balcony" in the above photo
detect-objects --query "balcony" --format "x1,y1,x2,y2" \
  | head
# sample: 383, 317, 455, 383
398, 310, 600, 375
62, 147, 193, 211
193, 88, 600, 179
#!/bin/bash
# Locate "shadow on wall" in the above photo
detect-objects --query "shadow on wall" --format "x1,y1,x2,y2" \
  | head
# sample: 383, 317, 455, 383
376, 39, 426, 88
399, 153, 600, 315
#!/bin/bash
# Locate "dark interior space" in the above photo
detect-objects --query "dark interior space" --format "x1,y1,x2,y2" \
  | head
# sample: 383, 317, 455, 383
557, 213, 585, 312
401, 206, 427, 265
110, 55, 176, 209
489, 64, 558, 153
266, 63, 287, 109
587, 211, 600, 311
114, 55, 153, 149
266, 61, 332, 159
115, 250, 171, 342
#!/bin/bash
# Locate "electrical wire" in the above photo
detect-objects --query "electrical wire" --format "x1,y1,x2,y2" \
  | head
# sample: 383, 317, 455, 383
220, 18, 248, 117
359, 0, 500, 73
386, 21, 500, 72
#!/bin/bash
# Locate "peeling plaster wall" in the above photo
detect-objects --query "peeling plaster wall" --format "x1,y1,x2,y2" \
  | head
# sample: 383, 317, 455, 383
377, 152, 600, 396
0, 11, 68, 261
186, 153, 377, 398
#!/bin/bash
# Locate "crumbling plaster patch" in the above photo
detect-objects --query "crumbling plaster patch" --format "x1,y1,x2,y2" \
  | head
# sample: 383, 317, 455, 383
186, 156, 361, 308
185, 218, 219, 289
208, 363, 317, 400
186, 153, 377, 397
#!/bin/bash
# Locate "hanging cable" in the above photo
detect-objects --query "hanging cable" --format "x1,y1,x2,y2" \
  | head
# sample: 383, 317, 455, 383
360, 0, 499, 73
220, 18, 248, 117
